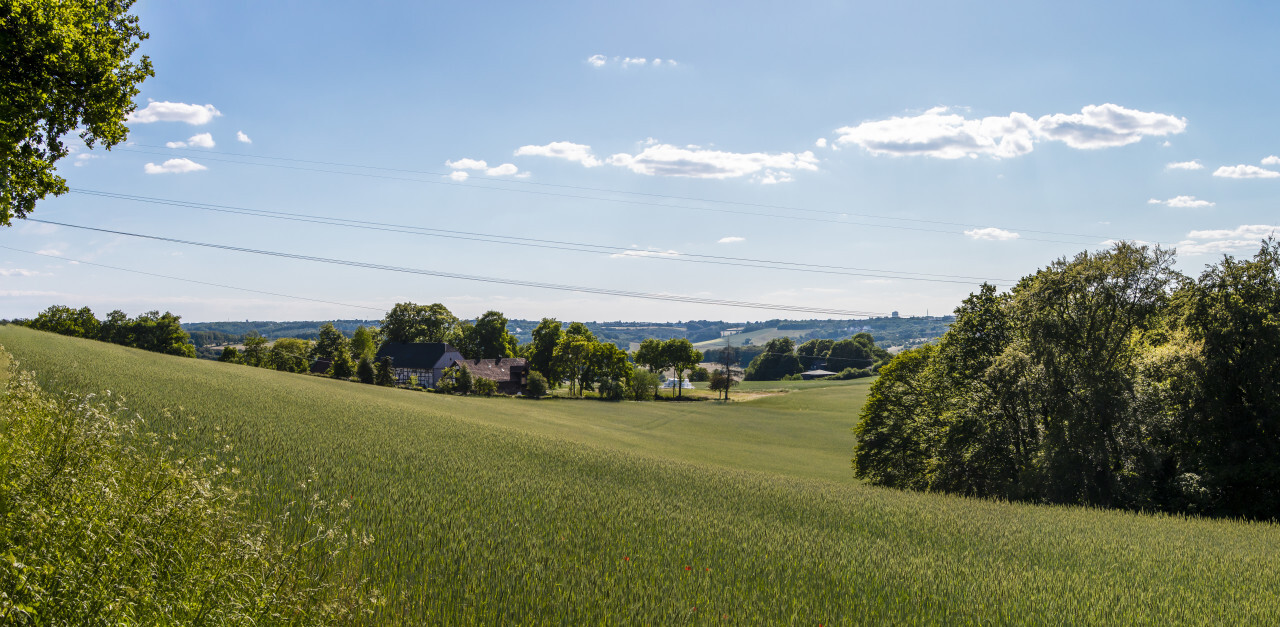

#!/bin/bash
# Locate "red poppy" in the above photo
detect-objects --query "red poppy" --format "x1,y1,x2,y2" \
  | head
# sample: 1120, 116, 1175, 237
685, 566, 692, 570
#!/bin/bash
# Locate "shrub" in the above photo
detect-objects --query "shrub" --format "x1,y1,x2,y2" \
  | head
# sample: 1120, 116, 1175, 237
627, 368, 660, 401
597, 379, 626, 401
473, 377, 498, 396
525, 371, 549, 398
356, 357, 375, 384
689, 366, 711, 382
0, 363, 378, 624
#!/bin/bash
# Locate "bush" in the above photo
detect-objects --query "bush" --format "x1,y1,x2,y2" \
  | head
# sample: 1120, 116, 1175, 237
826, 367, 872, 380
356, 357, 375, 384
689, 366, 711, 382
0, 362, 378, 623
597, 379, 626, 401
473, 377, 498, 396
628, 367, 660, 401
525, 371, 549, 398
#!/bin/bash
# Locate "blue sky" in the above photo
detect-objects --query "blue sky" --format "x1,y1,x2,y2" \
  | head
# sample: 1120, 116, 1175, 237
3, 1, 1279, 323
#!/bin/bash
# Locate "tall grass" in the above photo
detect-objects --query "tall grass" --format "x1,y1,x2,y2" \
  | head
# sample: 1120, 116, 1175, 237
4, 325, 1279, 623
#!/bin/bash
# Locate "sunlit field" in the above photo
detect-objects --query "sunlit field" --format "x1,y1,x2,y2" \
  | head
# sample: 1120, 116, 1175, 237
4, 325, 1279, 623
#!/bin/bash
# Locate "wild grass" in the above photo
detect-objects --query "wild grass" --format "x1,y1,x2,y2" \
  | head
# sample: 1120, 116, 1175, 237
3, 325, 1279, 623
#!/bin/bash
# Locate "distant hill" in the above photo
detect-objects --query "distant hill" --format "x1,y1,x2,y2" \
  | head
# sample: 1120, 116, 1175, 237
184, 315, 954, 353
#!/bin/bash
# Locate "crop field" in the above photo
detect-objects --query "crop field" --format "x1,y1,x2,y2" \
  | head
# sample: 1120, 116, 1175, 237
690, 326, 814, 350
4, 325, 1280, 623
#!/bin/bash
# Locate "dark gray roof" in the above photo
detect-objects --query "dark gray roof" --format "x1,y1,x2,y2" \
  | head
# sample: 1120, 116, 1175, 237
452, 357, 528, 383
375, 342, 461, 370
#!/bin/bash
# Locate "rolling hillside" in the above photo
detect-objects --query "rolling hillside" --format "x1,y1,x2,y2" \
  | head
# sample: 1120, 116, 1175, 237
4, 325, 1279, 623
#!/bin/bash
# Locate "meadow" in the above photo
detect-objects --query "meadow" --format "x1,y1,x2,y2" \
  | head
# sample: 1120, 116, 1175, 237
4, 324, 1280, 623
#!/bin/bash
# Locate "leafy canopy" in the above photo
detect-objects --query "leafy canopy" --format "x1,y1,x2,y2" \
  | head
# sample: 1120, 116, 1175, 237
1, 0, 154, 225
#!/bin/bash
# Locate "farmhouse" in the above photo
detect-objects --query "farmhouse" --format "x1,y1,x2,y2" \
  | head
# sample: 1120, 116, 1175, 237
452, 357, 529, 395
375, 342, 466, 388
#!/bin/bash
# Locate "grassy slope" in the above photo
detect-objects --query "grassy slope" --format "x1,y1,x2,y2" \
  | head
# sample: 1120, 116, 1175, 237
690, 326, 812, 350
4, 325, 1279, 624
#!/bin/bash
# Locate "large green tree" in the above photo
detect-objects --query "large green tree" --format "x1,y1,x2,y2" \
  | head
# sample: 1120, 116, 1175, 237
1, 0, 153, 225
525, 318, 562, 380
311, 322, 349, 363
743, 337, 802, 381
1180, 240, 1280, 518
472, 310, 518, 359
661, 338, 702, 398
379, 302, 457, 344
350, 325, 376, 362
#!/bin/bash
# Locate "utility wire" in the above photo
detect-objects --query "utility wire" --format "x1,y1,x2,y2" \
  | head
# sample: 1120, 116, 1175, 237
0, 245, 385, 312
26, 219, 893, 317
132, 144, 1111, 239
118, 146, 1119, 245
71, 188, 1012, 286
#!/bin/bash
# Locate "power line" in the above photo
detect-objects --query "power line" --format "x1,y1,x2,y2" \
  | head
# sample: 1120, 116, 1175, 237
118, 146, 1119, 245
132, 144, 1111, 238
70, 188, 1013, 286
26, 219, 894, 318
0, 245, 385, 312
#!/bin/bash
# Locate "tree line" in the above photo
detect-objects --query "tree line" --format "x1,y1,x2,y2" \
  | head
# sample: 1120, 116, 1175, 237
854, 241, 1280, 520
741, 334, 890, 381
16, 306, 196, 357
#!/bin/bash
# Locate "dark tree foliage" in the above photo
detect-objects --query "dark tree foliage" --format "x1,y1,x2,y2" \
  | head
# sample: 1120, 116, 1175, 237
853, 241, 1280, 520
743, 337, 802, 381
374, 356, 395, 387
524, 318, 562, 383
355, 357, 375, 384
524, 371, 549, 398
218, 346, 241, 364
472, 310, 518, 359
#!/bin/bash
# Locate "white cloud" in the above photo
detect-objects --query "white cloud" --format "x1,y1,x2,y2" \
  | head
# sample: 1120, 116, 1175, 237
1186, 225, 1279, 240
1166, 160, 1203, 170
0, 290, 63, 297
1176, 224, 1280, 256
1213, 164, 1280, 179
610, 246, 680, 259
1148, 195, 1215, 208
1261, 155, 1280, 165
165, 132, 215, 149
586, 55, 677, 69
448, 170, 469, 182
35, 249, 62, 256
0, 268, 42, 277
485, 163, 519, 176
964, 227, 1021, 241
814, 137, 827, 148
831, 103, 1185, 159
446, 158, 522, 177
833, 106, 1037, 159
1035, 103, 1186, 149
72, 153, 99, 167
515, 141, 603, 167
143, 158, 208, 174
236, 131, 252, 143
127, 101, 221, 125
606, 144, 819, 181
717, 236, 745, 244
446, 158, 489, 170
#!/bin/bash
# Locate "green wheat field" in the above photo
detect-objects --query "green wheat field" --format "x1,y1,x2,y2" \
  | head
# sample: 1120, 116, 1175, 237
3, 325, 1278, 623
